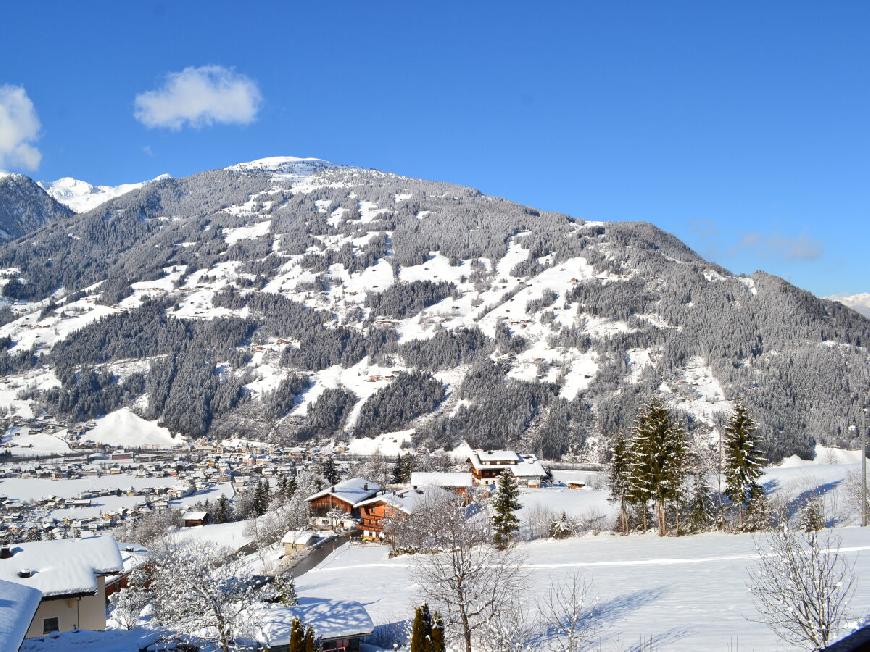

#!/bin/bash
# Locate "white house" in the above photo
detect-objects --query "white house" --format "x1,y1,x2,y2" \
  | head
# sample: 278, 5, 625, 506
0, 536, 123, 638
467, 450, 547, 487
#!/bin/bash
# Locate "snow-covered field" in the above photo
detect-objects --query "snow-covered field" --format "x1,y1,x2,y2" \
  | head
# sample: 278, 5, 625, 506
297, 527, 870, 650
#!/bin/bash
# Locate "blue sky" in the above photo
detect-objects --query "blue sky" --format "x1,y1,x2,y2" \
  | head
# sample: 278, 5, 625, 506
1, 2, 868, 297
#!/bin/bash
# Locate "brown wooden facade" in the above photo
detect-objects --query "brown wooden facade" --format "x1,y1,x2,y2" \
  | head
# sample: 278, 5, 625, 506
309, 494, 355, 517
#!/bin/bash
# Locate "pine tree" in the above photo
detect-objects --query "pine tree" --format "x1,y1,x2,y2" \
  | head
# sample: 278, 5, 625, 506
392, 453, 406, 485
303, 625, 315, 652
215, 495, 232, 524
289, 617, 304, 652
627, 398, 688, 536
430, 611, 446, 652
687, 470, 714, 533
607, 434, 631, 534
745, 484, 771, 532
549, 512, 574, 539
286, 476, 298, 500
492, 471, 521, 548
799, 496, 825, 532
411, 603, 433, 652
723, 403, 766, 529
322, 457, 340, 485
253, 479, 270, 516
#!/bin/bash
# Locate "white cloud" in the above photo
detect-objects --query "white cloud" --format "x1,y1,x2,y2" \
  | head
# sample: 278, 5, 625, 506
134, 65, 262, 130
0, 85, 42, 171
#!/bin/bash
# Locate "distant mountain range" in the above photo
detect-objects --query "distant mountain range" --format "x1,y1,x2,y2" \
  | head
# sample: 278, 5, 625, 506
0, 157, 867, 462
39, 174, 171, 214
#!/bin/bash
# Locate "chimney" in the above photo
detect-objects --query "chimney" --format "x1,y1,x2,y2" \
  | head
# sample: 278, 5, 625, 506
18, 568, 34, 578
0, 546, 11, 559
364, 483, 369, 491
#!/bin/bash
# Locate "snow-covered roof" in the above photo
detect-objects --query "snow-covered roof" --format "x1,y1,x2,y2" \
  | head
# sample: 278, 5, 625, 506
0, 579, 41, 651
0, 536, 123, 598
355, 486, 450, 513
474, 450, 521, 464
306, 478, 381, 506
410, 472, 473, 488
511, 460, 546, 478
252, 598, 374, 644
281, 531, 319, 546
182, 511, 208, 520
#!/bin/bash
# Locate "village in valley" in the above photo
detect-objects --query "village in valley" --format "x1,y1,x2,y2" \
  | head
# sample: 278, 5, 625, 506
1, 412, 870, 651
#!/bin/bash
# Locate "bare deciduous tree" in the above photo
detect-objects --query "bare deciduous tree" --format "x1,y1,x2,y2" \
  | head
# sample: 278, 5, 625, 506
747, 526, 856, 650
538, 572, 597, 652
410, 491, 526, 652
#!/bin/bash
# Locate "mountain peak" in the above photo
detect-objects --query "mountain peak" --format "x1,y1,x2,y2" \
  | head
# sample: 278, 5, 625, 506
224, 156, 330, 174
39, 174, 171, 213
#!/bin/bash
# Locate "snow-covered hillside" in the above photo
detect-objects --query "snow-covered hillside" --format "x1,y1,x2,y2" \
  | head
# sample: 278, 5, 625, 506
0, 156, 867, 460
39, 174, 170, 213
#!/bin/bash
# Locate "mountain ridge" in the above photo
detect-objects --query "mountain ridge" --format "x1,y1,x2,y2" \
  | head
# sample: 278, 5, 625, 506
0, 157, 867, 462
0, 172, 72, 242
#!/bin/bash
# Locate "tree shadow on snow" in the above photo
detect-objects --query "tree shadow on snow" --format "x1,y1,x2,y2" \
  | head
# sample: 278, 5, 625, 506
623, 626, 693, 651
582, 584, 668, 630
786, 479, 841, 521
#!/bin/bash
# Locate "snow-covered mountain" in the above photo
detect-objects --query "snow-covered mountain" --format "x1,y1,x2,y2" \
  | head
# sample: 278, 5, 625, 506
0, 156, 867, 461
0, 172, 72, 241
831, 293, 870, 319
39, 174, 171, 213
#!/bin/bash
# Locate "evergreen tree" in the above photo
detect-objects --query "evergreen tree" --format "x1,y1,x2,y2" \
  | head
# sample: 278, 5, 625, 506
392, 453, 406, 485
303, 625, 315, 652
322, 457, 340, 485
289, 617, 304, 652
215, 495, 232, 524
607, 434, 631, 534
745, 484, 771, 532
627, 398, 688, 535
799, 496, 825, 532
492, 471, 521, 548
549, 512, 574, 539
253, 479, 270, 517
411, 603, 433, 652
430, 611, 446, 652
687, 470, 714, 533
723, 403, 766, 529
286, 475, 298, 500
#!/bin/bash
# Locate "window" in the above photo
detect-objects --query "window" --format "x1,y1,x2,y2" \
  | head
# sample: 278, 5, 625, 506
43, 617, 59, 634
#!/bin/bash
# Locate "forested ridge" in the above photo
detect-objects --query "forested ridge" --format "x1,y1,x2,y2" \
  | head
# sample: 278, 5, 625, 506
0, 158, 866, 462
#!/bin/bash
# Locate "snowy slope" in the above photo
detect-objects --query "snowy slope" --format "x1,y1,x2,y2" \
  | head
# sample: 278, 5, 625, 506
297, 527, 870, 650
39, 174, 170, 213
82, 408, 188, 449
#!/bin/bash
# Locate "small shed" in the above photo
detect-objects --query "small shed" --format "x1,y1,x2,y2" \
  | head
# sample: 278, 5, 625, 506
181, 511, 209, 527
281, 531, 320, 555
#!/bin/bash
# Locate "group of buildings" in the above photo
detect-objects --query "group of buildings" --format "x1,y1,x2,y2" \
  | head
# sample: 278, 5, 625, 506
306, 449, 547, 541
0, 445, 549, 649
